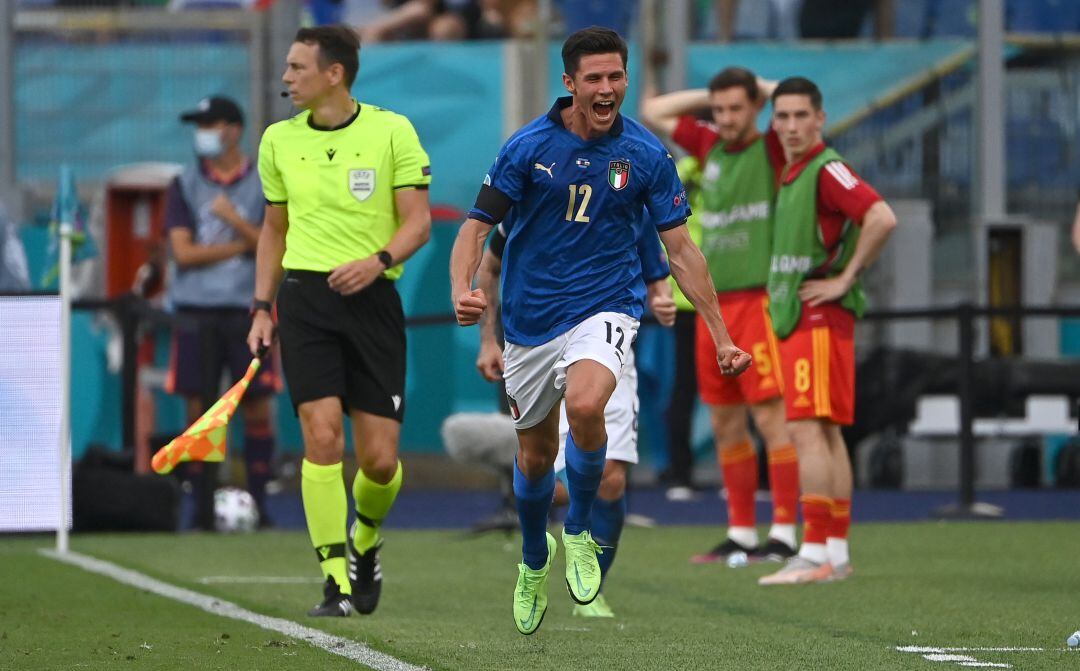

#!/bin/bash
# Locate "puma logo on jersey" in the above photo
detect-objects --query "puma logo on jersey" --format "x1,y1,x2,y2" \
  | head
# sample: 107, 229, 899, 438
533, 162, 555, 179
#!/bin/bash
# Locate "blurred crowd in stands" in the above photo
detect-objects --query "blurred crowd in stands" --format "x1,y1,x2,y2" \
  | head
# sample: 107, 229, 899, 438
15, 0, 1079, 42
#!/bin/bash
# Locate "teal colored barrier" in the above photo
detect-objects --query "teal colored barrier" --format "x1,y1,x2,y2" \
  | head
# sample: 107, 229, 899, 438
351, 42, 505, 213
1061, 319, 1080, 357
687, 39, 971, 132
16, 40, 250, 183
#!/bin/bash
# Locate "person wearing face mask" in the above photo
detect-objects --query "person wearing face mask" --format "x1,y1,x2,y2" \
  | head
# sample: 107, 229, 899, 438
165, 95, 281, 532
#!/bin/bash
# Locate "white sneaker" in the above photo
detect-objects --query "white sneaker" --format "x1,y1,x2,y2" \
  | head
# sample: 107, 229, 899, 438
758, 556, 832, 585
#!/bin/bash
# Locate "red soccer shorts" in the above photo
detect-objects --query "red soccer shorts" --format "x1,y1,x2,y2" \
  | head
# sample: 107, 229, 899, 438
696, 287, 784, 407
777, 302, 855, 425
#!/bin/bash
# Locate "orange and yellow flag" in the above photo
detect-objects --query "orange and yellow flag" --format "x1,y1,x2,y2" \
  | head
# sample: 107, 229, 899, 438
152, 357, 263, 475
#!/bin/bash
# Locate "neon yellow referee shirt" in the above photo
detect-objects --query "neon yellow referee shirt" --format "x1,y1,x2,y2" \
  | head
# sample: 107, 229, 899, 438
258, 102, 431, 279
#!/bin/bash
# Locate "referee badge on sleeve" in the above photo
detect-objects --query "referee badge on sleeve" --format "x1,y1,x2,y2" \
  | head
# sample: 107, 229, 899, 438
348, 169, 376, 202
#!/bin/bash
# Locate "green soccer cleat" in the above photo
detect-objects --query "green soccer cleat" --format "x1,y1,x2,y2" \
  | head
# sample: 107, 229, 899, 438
513, 532, 557, 635
572, 592, 615, 618
562, 528, 603, 605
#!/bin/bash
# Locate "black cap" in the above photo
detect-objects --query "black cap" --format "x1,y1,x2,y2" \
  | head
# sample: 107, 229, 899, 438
179, 96, 244, 125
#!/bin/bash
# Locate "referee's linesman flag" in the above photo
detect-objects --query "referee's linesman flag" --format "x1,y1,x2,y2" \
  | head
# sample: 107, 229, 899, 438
151, 355, 263, 475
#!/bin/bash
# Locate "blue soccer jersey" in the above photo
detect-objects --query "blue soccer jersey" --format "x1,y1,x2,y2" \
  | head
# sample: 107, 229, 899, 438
469, 97, 690, 346
490, 211, 670, 284
637, 215, 670, 285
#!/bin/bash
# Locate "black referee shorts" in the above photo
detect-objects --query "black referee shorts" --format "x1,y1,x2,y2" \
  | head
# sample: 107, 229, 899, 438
276, 270, 406, 422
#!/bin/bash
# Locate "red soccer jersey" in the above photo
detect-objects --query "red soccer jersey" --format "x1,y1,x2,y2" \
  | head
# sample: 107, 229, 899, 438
672, 116, 786, 184
780, 142, 882, 249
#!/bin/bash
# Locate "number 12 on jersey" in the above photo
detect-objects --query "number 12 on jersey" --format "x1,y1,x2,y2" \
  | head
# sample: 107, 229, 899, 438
565, 184, 592, 223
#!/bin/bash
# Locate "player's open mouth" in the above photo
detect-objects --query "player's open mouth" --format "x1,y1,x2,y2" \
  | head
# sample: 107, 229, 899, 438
593, 100, 615, 121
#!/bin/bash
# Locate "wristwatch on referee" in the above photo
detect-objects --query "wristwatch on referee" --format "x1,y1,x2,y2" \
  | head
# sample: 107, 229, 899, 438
250, 299, 273, 317
376, 250, 394, 269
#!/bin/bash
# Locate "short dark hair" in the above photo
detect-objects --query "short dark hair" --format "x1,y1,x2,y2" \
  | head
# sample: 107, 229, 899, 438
771, 76, 823, 110
294, 25, 360, 89
708, 67, 758, 100
561, 26, 628, 77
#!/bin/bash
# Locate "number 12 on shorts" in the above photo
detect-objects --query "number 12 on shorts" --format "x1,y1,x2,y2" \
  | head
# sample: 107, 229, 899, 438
605, 321, 625, 355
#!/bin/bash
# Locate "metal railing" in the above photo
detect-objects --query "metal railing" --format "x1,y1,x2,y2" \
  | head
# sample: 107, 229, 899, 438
861, 303, 1080, 517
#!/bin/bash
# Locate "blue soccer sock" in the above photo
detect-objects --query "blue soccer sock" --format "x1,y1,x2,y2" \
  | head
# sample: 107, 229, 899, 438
513, 457, 556, 570
591, 494, 626, 583
563, 431, 607, 535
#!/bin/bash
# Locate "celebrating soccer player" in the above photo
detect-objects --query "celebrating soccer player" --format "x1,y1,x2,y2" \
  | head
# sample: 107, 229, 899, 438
475, 218, 677, 619
757, 77, 897, 585
248, 25, 432, 616
450, 27, 750, 635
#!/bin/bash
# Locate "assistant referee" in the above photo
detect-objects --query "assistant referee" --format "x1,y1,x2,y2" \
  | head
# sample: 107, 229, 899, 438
247, 25, 432, 618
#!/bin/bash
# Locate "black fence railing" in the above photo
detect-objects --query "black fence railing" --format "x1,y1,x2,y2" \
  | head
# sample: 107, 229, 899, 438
861, 304, 1080, 518
70, 295, 1080, 518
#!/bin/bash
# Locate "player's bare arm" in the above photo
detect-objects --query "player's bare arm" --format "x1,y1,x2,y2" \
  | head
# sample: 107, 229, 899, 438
660, 224, 751, 376
640, 88, 710, 137
247, 203, 288, 355
328, 186, 432, 296
646, 278, 677, 327
449, 217, 494, 326
799, 200, 898, 307
474, 247, 504, 381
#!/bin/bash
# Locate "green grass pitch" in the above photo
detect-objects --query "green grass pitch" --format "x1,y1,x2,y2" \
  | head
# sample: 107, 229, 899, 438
1, 522, 1077, 670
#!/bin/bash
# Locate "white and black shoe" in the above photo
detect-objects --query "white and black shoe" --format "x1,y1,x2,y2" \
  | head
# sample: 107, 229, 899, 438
751, 538, 798, 563
349, 522, 383, 615
308, 576, 353, 617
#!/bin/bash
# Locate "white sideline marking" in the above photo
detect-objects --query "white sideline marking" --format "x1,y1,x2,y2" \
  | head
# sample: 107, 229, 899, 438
897, 644, 1053, 669
41, 549, 427, 671
898, 647, 1045, 653
198, 576, 324, 585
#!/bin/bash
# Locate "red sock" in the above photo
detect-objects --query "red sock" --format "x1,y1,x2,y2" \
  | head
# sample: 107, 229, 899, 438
720, 440, 758, 528
767, 444, 799, 525
800, 495, 834, 545
830, 498, 851, 540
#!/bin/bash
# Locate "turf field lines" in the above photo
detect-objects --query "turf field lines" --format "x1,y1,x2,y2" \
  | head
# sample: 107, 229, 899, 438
40, 549, 427, 671
896, 644, 1062, 669
897, 647, 1046, 652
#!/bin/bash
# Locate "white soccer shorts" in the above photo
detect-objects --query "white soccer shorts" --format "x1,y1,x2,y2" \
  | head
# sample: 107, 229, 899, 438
502, 311, 639, 431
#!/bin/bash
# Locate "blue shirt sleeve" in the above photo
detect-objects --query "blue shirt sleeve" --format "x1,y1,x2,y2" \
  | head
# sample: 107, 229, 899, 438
637, 217, 670, 283
467, 140, 528, 223
485, 141, 527, 203
644, 148, 691, 231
